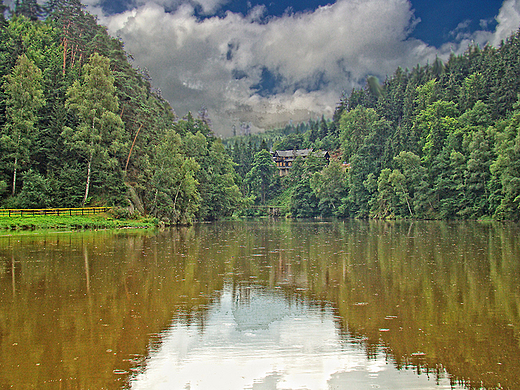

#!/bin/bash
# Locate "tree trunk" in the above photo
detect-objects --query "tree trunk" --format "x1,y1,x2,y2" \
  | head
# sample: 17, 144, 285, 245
12, 156, 18, 196
125, 124, 143, 172
400, 183, 414, 217
62, 38, 68, 76
82, 156, 92, 206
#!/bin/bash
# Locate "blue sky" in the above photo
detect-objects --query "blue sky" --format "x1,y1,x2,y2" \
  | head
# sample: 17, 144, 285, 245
89, 0, 520, 135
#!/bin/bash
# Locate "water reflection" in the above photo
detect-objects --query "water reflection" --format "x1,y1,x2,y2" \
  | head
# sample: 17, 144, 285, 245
0, 221, 518, 389
131, 281, 458, 390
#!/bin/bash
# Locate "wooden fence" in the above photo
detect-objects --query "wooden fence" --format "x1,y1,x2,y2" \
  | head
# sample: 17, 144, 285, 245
0, 207, 112, 217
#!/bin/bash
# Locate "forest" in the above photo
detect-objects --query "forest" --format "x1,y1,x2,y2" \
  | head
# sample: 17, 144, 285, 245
1, 0, 520, 221
0, 0, 243, 224
227, 31, 520, 221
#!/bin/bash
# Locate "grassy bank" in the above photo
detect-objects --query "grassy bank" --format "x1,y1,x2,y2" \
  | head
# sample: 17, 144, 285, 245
0, 213, 157, 230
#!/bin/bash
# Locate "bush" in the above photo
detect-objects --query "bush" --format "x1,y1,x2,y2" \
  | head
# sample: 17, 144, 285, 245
109, 206, 140, 220
16, 170, 53, 208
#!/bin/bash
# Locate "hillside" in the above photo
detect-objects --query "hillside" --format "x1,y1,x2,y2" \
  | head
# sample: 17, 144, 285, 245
0, 0, 242, 223
227, 31, 520, 220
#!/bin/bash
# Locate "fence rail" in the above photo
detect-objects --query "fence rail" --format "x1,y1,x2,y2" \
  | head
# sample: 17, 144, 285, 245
0, 207, 112, 217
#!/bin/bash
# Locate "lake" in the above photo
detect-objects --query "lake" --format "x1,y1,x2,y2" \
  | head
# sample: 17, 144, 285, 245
0, 220, 519, 389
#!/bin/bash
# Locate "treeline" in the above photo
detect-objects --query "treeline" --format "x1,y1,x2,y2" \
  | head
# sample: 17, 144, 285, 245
0, 0, 242, 223
228, 30, 520, 220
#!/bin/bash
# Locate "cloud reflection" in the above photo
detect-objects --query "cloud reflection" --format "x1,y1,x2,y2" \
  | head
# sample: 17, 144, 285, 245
130, 282, 460, 390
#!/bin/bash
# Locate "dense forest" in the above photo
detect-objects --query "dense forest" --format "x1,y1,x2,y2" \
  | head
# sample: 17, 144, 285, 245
1, 0, 520, 221
0, 0, 243, 223
227, 30, 520, 221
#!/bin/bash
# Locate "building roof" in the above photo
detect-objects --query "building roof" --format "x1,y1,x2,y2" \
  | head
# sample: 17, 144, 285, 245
273, 149, 314, 158
273, 149, 329, 159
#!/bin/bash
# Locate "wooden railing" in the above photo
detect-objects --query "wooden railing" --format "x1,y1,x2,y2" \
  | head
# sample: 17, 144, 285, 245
0, 207, 112, 217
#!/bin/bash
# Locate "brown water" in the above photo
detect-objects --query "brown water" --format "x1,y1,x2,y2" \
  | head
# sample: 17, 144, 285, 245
0, 220, 519, 389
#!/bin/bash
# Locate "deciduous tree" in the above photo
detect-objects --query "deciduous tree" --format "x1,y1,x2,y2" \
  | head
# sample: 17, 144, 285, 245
63, 53, 125, 205
1, 54, 44, 196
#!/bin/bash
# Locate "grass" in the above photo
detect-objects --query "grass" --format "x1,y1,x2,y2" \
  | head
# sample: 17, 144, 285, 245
0, 213, 157, 230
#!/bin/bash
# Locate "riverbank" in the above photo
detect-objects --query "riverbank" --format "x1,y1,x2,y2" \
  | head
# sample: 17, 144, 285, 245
0, 213, 157, 230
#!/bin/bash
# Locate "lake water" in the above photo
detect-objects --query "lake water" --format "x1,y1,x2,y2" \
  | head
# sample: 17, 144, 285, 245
0, 220, 519, 389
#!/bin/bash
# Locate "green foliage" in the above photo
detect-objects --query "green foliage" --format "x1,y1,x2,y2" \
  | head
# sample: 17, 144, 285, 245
196, 140, 242, 220
245, 149, 279, 205
1, 53, 44, 196
63, 53, 126, 206
15, 169, 52, 208
318, 29, 520, 221
273, 132, 304, 151
310, 160, 347, 216
0, 6, 245, 224
490, 100, 520, 220
148, 129, 200, 224
288, 154, 328, 217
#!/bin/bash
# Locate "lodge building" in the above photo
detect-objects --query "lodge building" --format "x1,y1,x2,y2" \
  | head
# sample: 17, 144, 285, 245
272, 149, 330, 176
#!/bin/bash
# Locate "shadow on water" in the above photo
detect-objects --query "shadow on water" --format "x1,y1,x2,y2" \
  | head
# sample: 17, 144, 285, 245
0, 220, 518, 389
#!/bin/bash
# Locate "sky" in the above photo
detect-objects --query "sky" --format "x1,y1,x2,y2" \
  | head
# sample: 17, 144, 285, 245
82, 0, 520, 135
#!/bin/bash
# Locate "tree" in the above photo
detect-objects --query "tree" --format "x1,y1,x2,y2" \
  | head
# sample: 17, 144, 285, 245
370, 168, 408, 219
63, 53, 125, 206
149, 129, 200, 224
393, 151, 428, 217
1, 54, 45, 196
310, 160, 347, 216
288, 154, 328, 218
196, 140, 242, 220
459, 101, 494, 218
245, 149, 278, 205
490, 99, 520, 220
16, 169, 52, 207
15, 0, 43, 21
0, 0, 7, 25
47, 0, 98, 77
411, 100, 459, 166
273, 132, 304, 151
339, 106, 379, 161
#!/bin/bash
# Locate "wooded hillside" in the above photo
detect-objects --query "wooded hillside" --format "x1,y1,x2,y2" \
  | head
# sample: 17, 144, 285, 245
227, 30, 520, 220
0, 0, 242, 223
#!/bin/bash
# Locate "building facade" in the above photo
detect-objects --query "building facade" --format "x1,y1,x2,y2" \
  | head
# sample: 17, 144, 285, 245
272, 149, 329, 176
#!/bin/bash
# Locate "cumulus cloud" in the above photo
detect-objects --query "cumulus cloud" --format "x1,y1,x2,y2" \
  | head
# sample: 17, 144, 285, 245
491, 0, 520, 46
93, 0, 520, 135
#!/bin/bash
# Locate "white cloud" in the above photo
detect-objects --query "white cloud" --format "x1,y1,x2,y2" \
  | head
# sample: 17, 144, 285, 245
92, 0, 519, 136
491, 0, 520, 46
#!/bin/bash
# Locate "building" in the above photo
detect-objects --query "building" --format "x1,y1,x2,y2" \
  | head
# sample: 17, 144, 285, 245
272, 149, 329, 176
